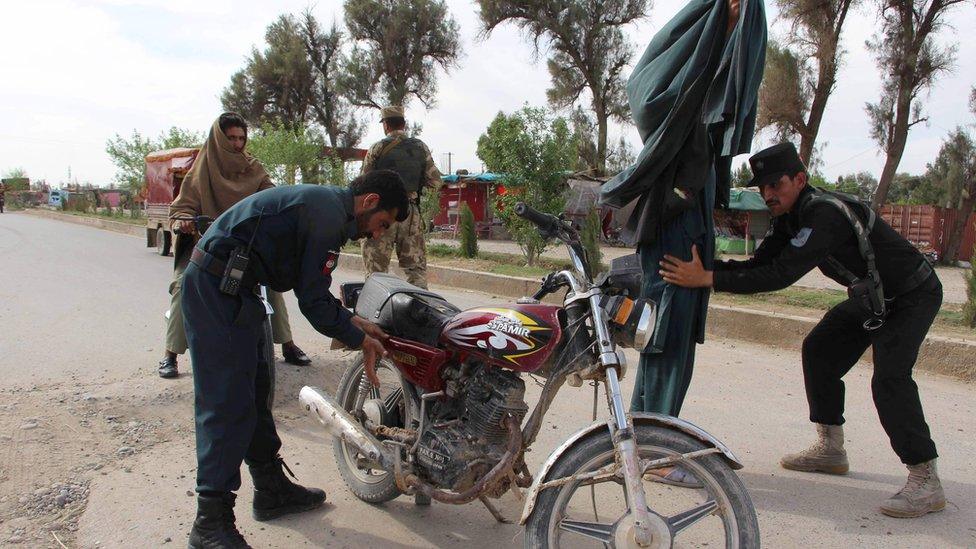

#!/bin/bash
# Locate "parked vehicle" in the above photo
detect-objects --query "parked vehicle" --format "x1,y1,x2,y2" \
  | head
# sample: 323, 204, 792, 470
144, 147, 198, 256
300, 203, 759, 548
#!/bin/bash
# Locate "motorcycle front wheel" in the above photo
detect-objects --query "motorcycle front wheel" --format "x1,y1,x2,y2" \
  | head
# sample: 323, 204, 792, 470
332, 355, 407, 504
525, 423, 759, 548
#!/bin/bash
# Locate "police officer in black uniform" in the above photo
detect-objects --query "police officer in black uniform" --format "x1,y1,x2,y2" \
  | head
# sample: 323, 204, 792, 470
659, 143, 945, 519
182, 171, 409, 548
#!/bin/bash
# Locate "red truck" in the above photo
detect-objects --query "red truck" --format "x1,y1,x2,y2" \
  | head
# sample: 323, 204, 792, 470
144, 147, 198, 255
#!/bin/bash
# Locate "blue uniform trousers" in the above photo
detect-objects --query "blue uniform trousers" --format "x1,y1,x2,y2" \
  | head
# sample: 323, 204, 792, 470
182, 262, 281, 494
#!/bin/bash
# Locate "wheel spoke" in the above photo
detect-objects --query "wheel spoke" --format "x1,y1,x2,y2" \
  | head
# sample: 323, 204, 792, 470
383, 387, 403, 415
558, 518, 614, 544
667, 500, 719, 535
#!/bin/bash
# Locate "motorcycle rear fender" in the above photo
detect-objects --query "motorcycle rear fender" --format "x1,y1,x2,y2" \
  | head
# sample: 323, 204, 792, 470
519, 413, 744, 524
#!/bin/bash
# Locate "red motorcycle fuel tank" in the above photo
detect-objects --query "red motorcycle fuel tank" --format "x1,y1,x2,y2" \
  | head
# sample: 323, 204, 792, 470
439, 305, 563, 373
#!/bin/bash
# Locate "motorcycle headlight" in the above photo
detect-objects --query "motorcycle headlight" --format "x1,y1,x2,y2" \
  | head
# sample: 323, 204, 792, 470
601, 295, 657, 353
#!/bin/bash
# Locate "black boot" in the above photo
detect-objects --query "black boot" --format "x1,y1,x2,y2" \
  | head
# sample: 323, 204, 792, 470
248, 456, 326, 521
187, 492, 252, 549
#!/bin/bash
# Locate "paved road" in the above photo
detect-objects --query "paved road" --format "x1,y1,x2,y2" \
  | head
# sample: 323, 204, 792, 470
430, 237, 970, 304
1, 213, 974, 548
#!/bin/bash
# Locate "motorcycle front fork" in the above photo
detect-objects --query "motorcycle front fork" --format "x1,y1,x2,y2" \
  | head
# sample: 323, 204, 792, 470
604, 366, 655, 546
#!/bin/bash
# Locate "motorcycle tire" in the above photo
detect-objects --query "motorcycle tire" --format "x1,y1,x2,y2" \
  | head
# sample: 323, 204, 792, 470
524, 424, 759, 548
332, 355, 403, 504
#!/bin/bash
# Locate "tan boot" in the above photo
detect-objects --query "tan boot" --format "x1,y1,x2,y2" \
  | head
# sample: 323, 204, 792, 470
880, 459, 946, 518
780, 424, 850, 474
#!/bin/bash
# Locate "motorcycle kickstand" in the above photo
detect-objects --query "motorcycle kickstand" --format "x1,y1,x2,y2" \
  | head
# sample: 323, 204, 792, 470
479, 496, 510, 523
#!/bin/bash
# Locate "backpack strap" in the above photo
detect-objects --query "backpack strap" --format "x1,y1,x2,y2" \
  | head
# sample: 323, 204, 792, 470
376, 135, 404, 160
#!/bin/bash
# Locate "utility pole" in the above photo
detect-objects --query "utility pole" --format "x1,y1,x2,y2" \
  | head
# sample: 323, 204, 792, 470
445, 152, 453, 175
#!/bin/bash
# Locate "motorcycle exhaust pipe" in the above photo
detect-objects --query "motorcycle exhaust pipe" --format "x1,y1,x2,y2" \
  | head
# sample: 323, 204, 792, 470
298, 386, 396, 471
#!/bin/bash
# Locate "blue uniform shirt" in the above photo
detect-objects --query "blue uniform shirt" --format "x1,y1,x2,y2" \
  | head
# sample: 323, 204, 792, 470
198, 184, 365, 348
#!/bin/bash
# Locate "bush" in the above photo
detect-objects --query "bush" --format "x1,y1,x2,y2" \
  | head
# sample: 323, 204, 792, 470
458, 202, 478, 258
964, 232, 976, 328
476, 106, 577, 266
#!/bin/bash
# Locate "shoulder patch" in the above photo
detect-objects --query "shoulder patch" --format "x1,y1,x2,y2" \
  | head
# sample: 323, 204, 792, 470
791, 227, 813, 247
321, 250, 339, 276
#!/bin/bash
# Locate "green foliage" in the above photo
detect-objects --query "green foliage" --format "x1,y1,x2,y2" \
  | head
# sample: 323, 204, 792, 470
222, 15, 314, 130
732, 162, 753, 188
105, 128, 201, 193
820, 171, 878, 200
458, 202, 478, 258
476, 106, 577, 266
299, 10, 366, 150
343, 0, 461, 109
866, 0, 961, 208
2, 167, 27, 180
479, 0, 645, 175
247, 122, 327, 185
581, 209, 604, 275
924, 128, 976, 209
419, 184, 440, 235
964, 235, 976, 328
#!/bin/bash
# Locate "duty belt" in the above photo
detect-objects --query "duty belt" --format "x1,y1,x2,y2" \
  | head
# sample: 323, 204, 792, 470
190, 247, 256, 290
890, 260, 935, 298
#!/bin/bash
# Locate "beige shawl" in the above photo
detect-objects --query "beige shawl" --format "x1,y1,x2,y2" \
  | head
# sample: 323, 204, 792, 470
169, 114, 272, 227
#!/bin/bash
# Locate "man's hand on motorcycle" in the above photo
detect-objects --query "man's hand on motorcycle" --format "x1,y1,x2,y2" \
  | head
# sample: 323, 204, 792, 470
352, 316, 389, 341
173, 219, 197, 235
361, 335, 386, 387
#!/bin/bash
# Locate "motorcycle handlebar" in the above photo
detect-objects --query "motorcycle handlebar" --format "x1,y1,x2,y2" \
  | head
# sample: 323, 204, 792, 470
514, 202, 560, 234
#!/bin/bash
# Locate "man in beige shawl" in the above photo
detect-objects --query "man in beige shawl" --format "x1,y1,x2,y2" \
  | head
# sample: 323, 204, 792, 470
158, 112, 311, 378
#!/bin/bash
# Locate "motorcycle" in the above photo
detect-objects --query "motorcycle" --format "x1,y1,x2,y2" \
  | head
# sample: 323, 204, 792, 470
299, 203, 759, 548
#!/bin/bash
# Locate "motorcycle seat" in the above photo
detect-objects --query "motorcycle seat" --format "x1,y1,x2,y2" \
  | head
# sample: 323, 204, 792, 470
355, 273, 459, 346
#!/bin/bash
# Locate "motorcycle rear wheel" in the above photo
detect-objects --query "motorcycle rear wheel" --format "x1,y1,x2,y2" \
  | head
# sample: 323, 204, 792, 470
524, 424, 759, 548
332, 356, 405, 504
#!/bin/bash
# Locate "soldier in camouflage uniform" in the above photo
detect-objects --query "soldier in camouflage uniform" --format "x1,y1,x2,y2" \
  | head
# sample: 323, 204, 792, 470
361, 105, 442, 288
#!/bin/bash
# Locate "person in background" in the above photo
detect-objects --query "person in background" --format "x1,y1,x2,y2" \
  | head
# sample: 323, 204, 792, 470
157, 112, 312, 379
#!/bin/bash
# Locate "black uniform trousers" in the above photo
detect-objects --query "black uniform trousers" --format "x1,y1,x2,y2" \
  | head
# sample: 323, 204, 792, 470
801, 273, 942, 465
182, 262, 282, 494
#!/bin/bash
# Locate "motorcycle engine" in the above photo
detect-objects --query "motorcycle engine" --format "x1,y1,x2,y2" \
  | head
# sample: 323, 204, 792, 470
414, 364, 528, 492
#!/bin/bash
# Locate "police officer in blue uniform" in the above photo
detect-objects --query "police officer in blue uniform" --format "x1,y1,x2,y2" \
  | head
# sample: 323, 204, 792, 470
182, 171, 408, 548
660, 143, 946, 518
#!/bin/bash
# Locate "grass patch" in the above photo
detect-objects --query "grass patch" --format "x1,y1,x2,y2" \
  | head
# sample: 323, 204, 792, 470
715, 287, 970, 330
60, 209, 145, 226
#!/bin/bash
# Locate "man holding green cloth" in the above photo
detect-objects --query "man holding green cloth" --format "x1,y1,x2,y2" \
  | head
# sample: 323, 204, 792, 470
600, 0, 766, 486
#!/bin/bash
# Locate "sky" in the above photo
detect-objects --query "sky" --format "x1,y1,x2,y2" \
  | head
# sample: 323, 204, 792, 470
1, 0, 974, 187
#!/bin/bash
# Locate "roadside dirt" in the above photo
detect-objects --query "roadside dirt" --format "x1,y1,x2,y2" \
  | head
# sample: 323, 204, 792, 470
0, 373, 193, 547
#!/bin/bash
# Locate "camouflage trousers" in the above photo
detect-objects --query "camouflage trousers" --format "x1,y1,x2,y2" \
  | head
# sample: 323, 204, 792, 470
362, 202, 428, 288
164, 257, 293, 354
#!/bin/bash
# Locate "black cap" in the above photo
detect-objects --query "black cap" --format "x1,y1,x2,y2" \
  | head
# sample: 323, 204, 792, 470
748, 142, 806, 187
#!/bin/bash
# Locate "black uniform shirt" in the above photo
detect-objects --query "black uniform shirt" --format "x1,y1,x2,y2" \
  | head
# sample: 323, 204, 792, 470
198, 184, 365, 347
713, 186, 927, 296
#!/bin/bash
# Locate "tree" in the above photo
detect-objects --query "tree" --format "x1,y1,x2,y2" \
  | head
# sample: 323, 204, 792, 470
757, 0, 857, 164
925, 127, 976, 262
866, 0, 967, 210
829, 171, 879, 200
478, 0, 646, 175
477, 107, 577, 266
885, 172, 941, 204
105, 128, 201, 192
299, 10, 366, 155
221, 15, 316, 130
342, 0, 461, 110
247, 122, 328, 185
2, 167, 27, 179
732, 162, 753, 188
